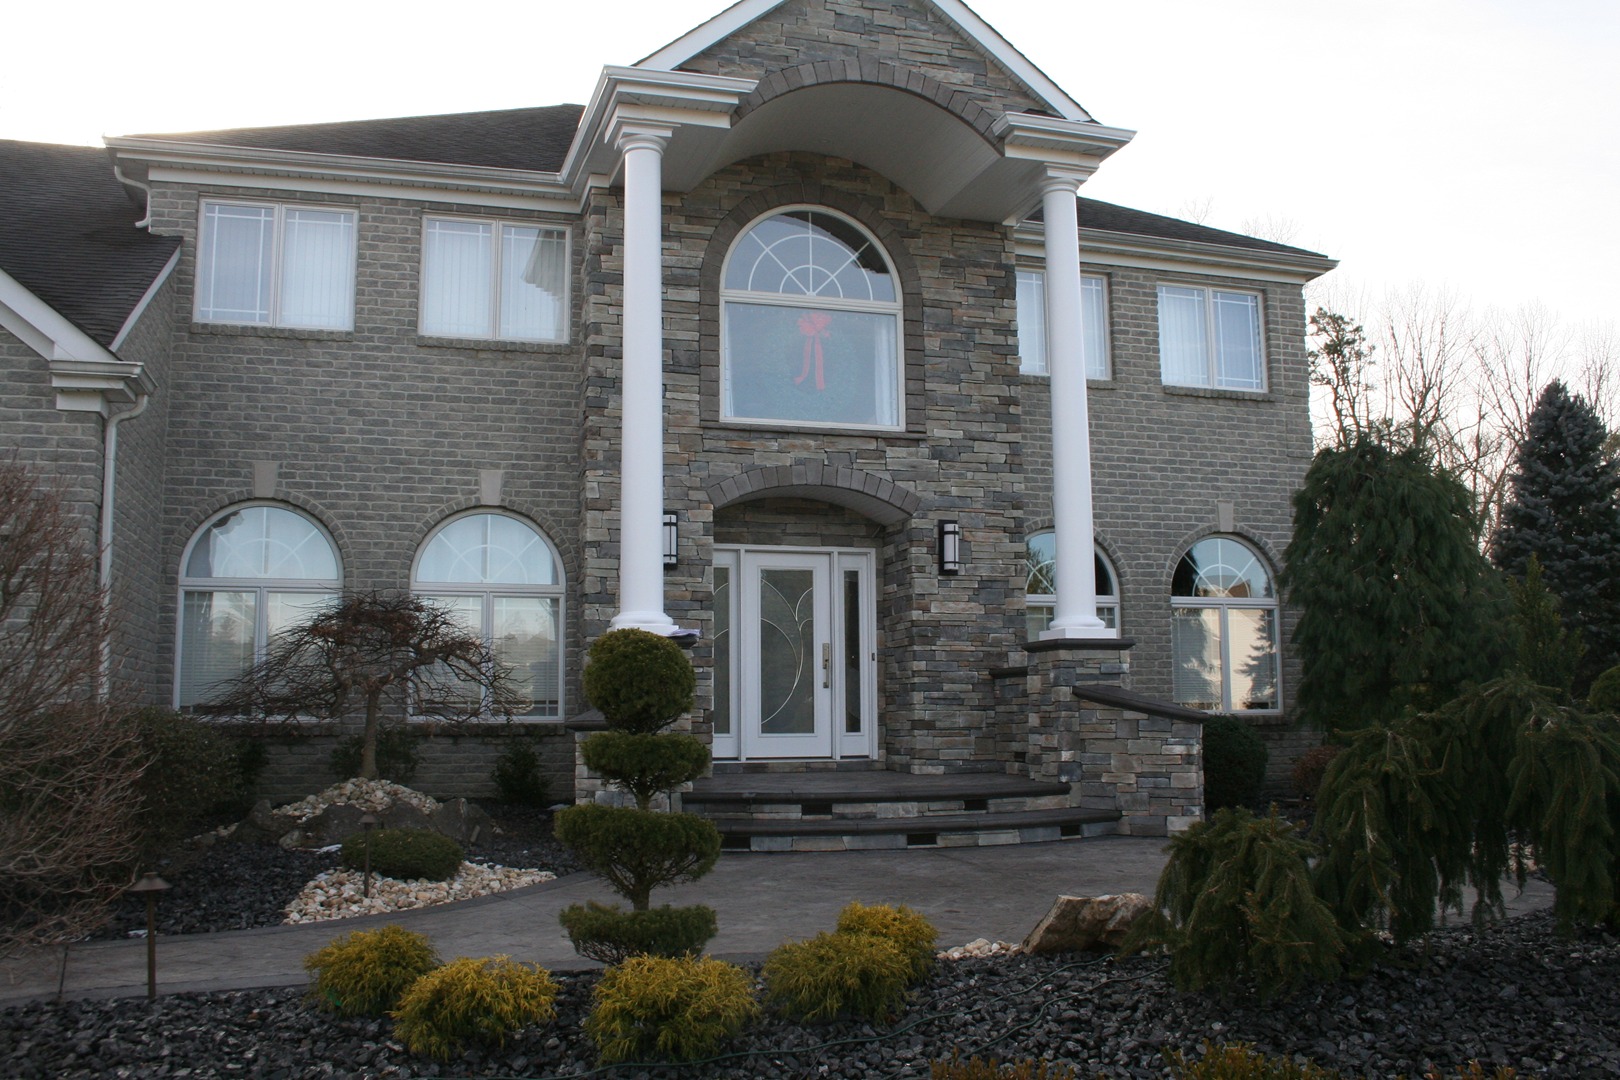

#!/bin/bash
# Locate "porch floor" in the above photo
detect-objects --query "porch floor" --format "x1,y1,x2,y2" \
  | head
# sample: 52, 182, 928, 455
688, 770, 1069, 803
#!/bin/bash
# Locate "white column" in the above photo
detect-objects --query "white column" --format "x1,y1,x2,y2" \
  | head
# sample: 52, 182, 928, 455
610, 128, 677, 634
1040, 171, 1106, 639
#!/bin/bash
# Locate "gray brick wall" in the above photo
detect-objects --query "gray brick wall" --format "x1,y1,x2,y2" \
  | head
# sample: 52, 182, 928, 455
0, 328, 105, 540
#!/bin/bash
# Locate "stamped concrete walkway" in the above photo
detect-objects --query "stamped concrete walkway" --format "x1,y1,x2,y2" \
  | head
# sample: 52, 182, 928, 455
0, 837, 1555, 1007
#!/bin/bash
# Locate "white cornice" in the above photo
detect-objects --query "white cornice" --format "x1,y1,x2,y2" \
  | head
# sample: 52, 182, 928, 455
566, 66, 755, 186
1015, 220, 1338, 284
996, 113, 1136, 167
634, 0, 1092, 122
0, 266, 150, 414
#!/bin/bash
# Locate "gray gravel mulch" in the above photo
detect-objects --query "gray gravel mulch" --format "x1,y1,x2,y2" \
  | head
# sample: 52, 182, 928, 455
6, 909, 1618, 1079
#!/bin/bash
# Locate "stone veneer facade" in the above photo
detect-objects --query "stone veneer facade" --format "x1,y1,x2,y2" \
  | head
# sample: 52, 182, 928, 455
4, 0, 1330, 811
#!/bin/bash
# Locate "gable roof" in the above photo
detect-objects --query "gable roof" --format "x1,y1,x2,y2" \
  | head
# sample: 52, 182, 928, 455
636, 0, 1092, 122
131, 105, 586, 174
0, 140, 179, 348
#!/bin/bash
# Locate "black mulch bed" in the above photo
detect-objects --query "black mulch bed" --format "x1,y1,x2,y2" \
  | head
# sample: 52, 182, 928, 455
87, 803, 579, 941
8, 910, 1619, 1079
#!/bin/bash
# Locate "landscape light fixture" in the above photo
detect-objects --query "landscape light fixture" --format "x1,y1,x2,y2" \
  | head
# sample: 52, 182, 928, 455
663, 511, 678, 569
126, 872, 171, 1000
938, 520, 962, 575
358, 813, 378, 898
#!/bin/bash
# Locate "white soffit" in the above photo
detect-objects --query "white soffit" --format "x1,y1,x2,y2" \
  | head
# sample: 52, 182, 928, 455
635, 0, 1093, 122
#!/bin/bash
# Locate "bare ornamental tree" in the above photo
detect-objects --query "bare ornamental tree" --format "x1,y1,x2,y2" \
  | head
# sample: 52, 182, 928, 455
205, 592, 527, 781
0, 460, 141, 957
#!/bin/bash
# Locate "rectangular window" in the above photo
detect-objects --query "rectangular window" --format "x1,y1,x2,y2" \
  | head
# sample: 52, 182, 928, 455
1157, 284, 1264, 390
421, 218, 568, 342
1016, 271, 1108, 379
196, 201, 356, 329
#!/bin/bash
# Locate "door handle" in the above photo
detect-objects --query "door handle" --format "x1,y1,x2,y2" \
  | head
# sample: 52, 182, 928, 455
822, 642, 831, 688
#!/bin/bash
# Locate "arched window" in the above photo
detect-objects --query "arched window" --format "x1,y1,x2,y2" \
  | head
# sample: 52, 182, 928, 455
413, 512, 564, 718
1023, 530, 1120, 639
721, 207, 902, 429
1171, 536, 1279, 712
177, 504, 341, 708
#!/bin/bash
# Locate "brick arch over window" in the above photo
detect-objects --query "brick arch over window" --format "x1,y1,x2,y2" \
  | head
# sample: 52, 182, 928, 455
698, 177, 926, 432
707, 462, 920, 526
731, 59, 1003, 144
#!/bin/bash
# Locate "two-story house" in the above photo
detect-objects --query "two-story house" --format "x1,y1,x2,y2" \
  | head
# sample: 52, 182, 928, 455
0, 0, 1333, 844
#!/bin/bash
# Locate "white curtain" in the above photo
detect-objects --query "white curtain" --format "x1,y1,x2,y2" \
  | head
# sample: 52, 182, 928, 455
198, 204, 273, 323
423, 220, 493, 336
178, 590, 256, 707
1082, 276, 1108, 379
1016, 270, 1048, 374
1213, 291, 1263, 389
509, 226, 566, 341
1158, 285, 1209, 386
279, 209, 355, 329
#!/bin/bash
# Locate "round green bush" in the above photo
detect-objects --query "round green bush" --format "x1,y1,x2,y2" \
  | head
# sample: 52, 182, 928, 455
559, 901, 718, 965
303, 924, 440, 1017
1202, 716, 1269, 812
586, 953, 758, 1064
1590, 664, 1620, 715
834, 901, 937, 982
581, 731, 711, 809
553, 804, 720, 911
392, 955, 558, 1061
583, 629, 696, 734
763, 931, 912, 1023
340, 828, 464, 882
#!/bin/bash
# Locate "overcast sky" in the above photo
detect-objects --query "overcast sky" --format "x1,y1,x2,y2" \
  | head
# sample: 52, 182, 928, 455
5, 0, 1615, 336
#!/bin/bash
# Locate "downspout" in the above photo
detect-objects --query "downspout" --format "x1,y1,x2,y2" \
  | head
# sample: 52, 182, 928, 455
111, 164, 153, 229
99, 392, 151, 695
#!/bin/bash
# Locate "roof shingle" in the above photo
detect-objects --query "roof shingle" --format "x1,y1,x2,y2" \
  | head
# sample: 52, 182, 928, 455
0, 140, 179, 348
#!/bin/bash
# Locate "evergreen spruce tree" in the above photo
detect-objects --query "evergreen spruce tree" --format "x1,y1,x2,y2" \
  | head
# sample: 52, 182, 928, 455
1281, 435, 1505, 733
1492, 380, 1620, 689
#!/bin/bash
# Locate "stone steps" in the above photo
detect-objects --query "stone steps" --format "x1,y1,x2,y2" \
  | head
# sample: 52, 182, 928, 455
683, 770, 1120, 853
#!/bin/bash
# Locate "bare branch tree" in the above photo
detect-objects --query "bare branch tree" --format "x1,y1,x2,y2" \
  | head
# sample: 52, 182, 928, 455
0, 460, 141, 957
205, 592, 527, 780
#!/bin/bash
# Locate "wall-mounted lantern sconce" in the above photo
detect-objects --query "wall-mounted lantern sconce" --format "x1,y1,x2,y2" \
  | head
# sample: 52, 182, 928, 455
663, 511, 678, 569
939, 520, 962, 575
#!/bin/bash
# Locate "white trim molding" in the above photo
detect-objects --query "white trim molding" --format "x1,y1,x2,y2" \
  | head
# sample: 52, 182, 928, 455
0, 266, 150, 414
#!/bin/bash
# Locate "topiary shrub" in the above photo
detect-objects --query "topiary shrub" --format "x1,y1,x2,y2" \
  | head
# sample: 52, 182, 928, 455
763, 930, 912, 1023
1202, 716, 1269, 811
392, 955, 558, 1061
303, 924, 439, 1018
582, 628, 696, 734
491, 738, 551, 807
128, 707, 250, 858
580, 732, 711, 811
1127, 808, 1357, 1000
553, 804, 719, 910
1290, 744, 1342, 803
1590, 664, 1620, 715
558, 901, 717, 965
340, 828, 464, 882
1165, 1042, 1349, 1079
330, 726, 421, 784
930, 1054, 1078, 1080
835, 901, 937, 982
585, 953, 758, 1064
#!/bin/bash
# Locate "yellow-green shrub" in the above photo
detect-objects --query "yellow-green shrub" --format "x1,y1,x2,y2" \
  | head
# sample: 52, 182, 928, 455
586, 954, 758, 1064
763, 931, 911, 1023
1166, 1043, 1347, 1079
303, 924, 439, 1018
930, 1052, 1078, 1079
392, 955, 558, 1061
836, 901, 937, 981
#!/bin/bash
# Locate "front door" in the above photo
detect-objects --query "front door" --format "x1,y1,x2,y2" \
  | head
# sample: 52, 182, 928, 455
712, 546, 875, 760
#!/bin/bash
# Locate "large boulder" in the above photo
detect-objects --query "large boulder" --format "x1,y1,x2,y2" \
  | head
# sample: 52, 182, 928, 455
431, 798, 495, 846
1021, 893, 1153, 955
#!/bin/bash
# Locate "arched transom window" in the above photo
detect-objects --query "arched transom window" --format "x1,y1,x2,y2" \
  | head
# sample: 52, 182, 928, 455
413, 512, 564, 718
1170, 536, 1279, 712
1023, 530, 1120, 639
177, 504, 341, 708
722, 207, 902, 430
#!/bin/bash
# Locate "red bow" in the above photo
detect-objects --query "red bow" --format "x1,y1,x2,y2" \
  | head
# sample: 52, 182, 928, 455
796, 311, 831, 390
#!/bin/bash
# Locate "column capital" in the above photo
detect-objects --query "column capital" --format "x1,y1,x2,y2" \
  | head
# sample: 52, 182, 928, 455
610, 119, 675, 156
1039, 165, 1091, 197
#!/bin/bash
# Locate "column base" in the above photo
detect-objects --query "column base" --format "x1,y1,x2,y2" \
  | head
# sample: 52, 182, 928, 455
609, 611, 680, 635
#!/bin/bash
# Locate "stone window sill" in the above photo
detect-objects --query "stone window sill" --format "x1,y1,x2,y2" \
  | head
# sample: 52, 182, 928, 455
700, 420, 928, 441
1161, 384, 1273, 403
190, 323, 354, 342
416, 335, 573, 353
